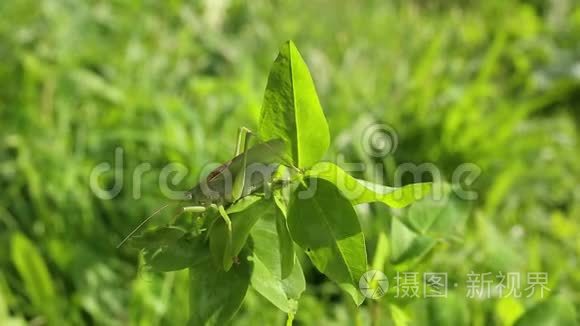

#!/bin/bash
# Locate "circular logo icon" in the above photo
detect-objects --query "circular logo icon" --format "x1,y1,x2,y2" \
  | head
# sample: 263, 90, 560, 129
359, 270, 389, 299
361, 123, 398, 157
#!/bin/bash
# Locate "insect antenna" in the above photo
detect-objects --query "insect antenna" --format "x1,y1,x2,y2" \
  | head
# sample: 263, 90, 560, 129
116, 203, 170, 248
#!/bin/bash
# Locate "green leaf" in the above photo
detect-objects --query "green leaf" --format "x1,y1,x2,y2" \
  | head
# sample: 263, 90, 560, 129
371, 232, 389, 271
496, 297, 525, 326
514, 297, 576, 326
390, 304, 410, 326
258, 40, 330, 168
308, 162, 432, 208
287, 177, 367, 305
417, 292, 469, 325
0, 274, 14, 321
250, 256, 304, 314
143, 235, 209, 272
10, 233, 59, 323
0, 287, 6, 322
226, 195, 263, 214
210, 196, 272, 271
274, 192, 295, 279
128, 225, 186, 249
390, 217, 436, 264
389, 189, 466, 264
405, 192, 468, 238
250, 212, 305, 314
188, 249, 252, 325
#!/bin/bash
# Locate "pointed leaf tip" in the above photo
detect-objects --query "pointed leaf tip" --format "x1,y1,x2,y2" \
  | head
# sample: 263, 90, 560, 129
259, 41, 330, 168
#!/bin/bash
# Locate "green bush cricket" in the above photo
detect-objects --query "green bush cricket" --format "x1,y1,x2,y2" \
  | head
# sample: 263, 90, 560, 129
117, 127, 293, 270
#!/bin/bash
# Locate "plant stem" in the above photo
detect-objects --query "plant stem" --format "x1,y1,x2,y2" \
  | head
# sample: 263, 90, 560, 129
286, 312, 294, 326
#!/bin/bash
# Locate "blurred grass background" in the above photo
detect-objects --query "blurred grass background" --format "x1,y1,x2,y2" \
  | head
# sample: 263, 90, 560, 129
0, 0, 579, 325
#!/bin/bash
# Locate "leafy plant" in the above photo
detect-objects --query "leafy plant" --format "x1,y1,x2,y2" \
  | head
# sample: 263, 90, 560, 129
127, 41, 431, 325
